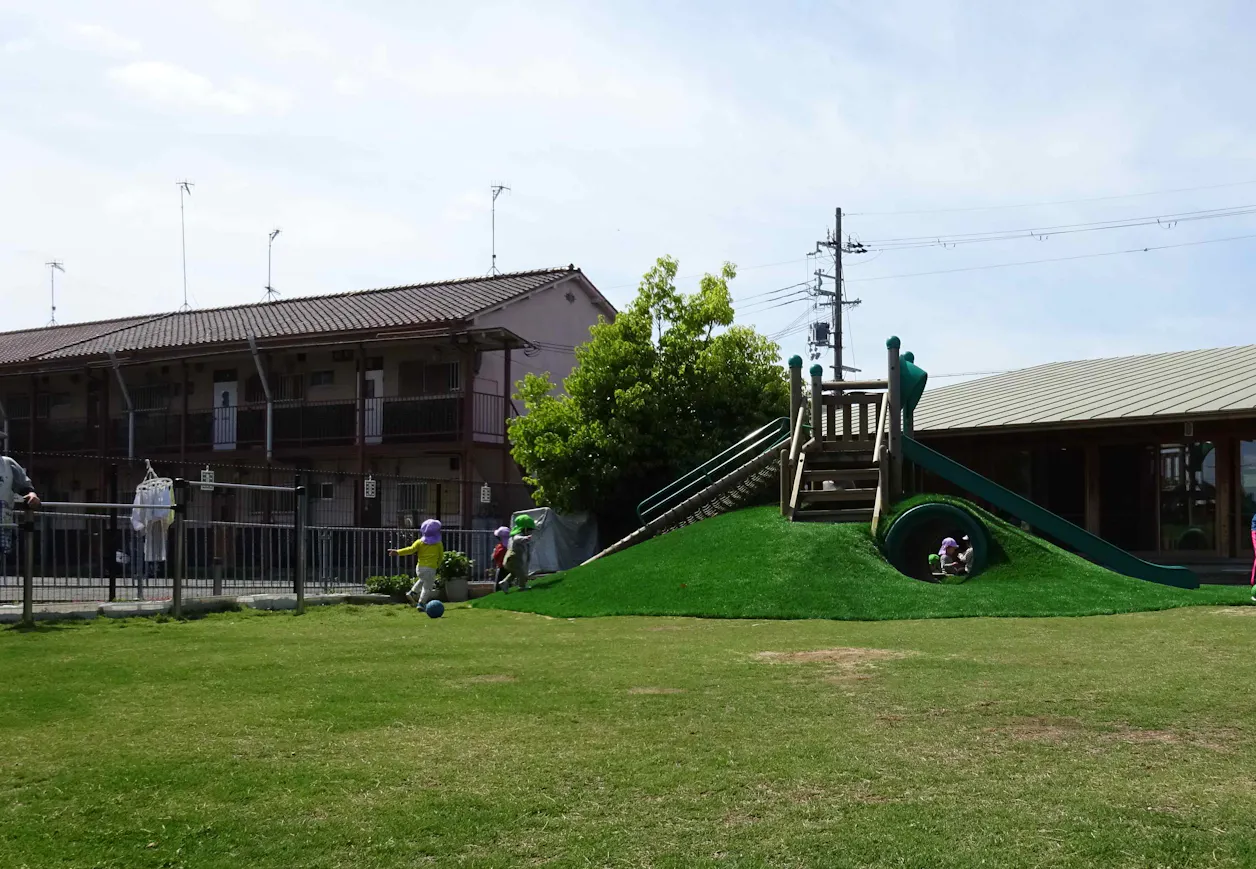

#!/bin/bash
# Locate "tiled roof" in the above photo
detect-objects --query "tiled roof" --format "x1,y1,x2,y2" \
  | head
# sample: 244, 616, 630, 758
914, 344, 1256, 433
0, 315, 161, 365
0, 268, 585, 364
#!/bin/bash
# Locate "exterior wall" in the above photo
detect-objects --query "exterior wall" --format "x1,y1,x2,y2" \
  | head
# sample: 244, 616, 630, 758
473, 278, 608, 398
918, 415, 1256, 565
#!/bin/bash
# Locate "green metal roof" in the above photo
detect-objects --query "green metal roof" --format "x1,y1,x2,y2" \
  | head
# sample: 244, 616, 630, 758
914, 344, 1256, 433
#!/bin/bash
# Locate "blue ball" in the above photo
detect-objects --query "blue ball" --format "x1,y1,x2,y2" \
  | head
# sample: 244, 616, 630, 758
424, 600, 445, 619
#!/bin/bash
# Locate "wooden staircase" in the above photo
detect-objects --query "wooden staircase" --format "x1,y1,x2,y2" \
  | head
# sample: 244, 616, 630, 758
782, 366, 902, 531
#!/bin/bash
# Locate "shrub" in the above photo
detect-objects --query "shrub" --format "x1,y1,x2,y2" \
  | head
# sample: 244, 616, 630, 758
365, 574, 413, 597
438, 551, 472, 581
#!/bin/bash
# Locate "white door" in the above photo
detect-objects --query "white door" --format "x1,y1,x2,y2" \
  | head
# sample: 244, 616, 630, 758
363, 370, 383, 445
213, 382, 237, 450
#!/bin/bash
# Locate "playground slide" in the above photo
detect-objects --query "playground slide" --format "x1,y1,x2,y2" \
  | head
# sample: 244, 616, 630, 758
902, 436, 1199, 589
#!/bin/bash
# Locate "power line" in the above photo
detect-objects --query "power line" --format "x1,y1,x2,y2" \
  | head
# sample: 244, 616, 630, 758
859, 204, 1256, 251
848, 178, 1256, 217
845, 231, 1256, 283
603, 257, 812, 290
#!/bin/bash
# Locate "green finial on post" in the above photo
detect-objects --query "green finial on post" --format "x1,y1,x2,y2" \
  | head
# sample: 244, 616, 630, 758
902, 351, 914, 363
886, 335, 901, 350
788, 355, 803, 369
809, 364, 823, 378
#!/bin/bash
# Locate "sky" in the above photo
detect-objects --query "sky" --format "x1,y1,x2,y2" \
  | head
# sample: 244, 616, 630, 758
2, 0, 1256, 386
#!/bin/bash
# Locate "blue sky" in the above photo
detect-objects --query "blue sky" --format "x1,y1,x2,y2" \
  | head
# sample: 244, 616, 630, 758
2, 0, 1255, 384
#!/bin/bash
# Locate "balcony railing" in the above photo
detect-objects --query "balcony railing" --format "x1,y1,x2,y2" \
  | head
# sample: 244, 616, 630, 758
84, 392, 510, 454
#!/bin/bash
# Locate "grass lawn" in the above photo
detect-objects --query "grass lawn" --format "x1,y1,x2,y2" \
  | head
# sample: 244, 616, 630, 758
5, 605, 1256, 867
476, 505, 1250, 620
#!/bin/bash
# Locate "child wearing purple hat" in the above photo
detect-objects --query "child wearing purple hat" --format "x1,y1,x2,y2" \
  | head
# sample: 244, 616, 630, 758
389, 518, 445, 608
938, 537, 965, 576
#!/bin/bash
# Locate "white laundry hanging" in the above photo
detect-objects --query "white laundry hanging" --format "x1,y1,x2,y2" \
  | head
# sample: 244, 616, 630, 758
131, 460, 174, 562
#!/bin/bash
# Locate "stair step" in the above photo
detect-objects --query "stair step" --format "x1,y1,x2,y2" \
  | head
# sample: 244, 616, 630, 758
794, 508, 874, 523
802, 468, 878, 482
799, 488, 878, 503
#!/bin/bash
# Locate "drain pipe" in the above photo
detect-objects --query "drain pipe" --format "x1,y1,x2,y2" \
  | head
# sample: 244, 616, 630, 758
248, 335, 273, 460
107, 351, 135, 459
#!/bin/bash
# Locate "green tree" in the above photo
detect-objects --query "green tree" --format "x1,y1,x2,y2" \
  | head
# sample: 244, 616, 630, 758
509, 256, 789, 528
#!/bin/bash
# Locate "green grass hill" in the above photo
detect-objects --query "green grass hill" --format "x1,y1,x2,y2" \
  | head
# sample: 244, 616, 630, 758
475, 502, 1249, 620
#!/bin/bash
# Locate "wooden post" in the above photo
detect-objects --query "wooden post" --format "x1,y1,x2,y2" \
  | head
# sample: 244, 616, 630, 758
779, 448, 790, 517
886, 337, 902, 496
501, 347, 513, 485
1216, 437, 1235, 557
179, 360, 188, 462
460, 346, 475, 529
356, 347, 366, 526
1084, 443, 1102, 536
788, 356, 803, 431
809, 365, 823, 449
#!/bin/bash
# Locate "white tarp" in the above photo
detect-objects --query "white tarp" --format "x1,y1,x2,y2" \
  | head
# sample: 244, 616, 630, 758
512, 507, 598, 574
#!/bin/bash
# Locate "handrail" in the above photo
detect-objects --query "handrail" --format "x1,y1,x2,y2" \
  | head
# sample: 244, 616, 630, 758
821, 380, 888, 391
637, 417, 797, 525
787, 406, 807, 463
872, 393, 890, 464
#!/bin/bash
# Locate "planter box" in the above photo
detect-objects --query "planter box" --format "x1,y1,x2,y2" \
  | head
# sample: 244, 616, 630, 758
442, 578, 469, 603
468, 581, 497, 599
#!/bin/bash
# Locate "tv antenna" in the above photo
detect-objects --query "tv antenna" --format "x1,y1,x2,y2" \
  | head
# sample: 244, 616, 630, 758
45, 260, 65, 325
264, 228, 282, 301
490, 182, 510, 274
177, 180, 194, 311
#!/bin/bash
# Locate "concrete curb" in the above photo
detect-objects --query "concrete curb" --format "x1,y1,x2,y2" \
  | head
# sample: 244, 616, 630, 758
1, 591, 403, 625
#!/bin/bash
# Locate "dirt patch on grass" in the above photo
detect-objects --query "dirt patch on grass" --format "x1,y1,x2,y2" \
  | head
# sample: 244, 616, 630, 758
988, 717, 1235, 751
465, 674, 517, 684
1212, 607, 1256, 616
628, 687, 685, 695
644, 625, 685, 632
756, 648, 907, 666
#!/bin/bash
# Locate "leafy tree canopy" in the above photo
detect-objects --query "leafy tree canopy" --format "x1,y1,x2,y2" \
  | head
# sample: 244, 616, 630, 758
509, 256, 789, 520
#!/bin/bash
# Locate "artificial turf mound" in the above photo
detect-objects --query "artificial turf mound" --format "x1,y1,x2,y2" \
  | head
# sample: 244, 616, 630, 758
476, 499, 1248, 620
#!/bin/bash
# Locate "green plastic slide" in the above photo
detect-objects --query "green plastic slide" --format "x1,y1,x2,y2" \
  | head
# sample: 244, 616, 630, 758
902, 436, 1198, 589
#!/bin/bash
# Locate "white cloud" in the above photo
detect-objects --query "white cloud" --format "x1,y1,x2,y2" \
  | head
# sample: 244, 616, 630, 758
108, 61, 291, 115
69, 23, 141, 56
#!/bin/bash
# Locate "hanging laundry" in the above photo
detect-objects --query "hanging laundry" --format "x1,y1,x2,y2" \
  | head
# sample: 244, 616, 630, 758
131, 461, 174, 563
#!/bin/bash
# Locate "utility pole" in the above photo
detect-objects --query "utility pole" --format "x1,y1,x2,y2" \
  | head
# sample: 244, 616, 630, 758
490, 182, 510, 275
814, 207, 866, 380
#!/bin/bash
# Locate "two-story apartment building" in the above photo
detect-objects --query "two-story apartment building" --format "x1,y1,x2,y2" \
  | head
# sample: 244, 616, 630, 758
0, 267, 613, 530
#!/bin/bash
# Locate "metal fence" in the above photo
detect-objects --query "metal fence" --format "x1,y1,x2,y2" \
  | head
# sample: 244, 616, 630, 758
1, 485, 498, 620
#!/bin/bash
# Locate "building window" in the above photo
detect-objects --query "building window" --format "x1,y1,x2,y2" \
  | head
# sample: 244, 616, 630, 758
246, 373, 305, 403
397, 482, 430, 526
309, 482, 336, 500
397, 361, 461, 397
1159, 442, 1216, 551
133, 383, 173, 411
310, 370, 335, 387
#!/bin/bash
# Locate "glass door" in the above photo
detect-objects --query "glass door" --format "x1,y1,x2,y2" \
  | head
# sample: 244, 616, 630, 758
1158, 442, 1217, 552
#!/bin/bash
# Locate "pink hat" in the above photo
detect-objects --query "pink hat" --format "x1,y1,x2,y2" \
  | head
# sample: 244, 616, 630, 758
495, 526, 510, 543
938, 537, 958, 557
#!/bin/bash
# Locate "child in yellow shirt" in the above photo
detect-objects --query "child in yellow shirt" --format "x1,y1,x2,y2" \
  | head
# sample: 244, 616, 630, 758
388, 519, 444, 608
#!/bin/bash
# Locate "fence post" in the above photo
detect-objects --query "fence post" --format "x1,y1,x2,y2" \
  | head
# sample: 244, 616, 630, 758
172, 478, 187, 618
809, 365, 824, 448
886, 337, 903, 498
293, 475, 306, 614
788, 355, 803, 429
20, 503, 35, 627
107, 462, 119, 602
